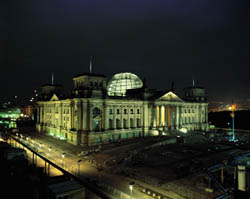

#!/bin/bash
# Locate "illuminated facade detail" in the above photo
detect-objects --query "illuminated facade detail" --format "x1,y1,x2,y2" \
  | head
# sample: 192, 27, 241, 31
36, 72, 209, 146
107, 72, 143, 96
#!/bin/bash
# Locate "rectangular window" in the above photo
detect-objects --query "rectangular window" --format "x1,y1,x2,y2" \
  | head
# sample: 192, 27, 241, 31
130, 109, 134, 114
137, 109, 140, 114
117, 109, 120, 114
109, 109, 113, 115
124, 109, 127, 114
137, 118, 140, 127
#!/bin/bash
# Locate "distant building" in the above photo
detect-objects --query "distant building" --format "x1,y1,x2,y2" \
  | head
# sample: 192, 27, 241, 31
36, 72, 209, 146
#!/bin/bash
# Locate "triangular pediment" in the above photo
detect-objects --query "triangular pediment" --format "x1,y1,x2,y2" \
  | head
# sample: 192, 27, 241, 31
50, 94, 59, 101
157, 91, 184, 102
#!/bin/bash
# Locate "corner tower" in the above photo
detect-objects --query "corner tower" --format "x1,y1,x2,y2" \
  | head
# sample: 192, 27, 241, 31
72, 73, 107, 98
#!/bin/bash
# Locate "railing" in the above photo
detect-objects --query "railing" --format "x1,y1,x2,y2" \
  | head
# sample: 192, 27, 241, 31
7, 133, 111, 199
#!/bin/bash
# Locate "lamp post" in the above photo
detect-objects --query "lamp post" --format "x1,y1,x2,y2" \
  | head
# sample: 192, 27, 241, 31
231, 103, 236, 141
78, 159, 82, 176
62, 153, 65, 167
129, 181, 135, 198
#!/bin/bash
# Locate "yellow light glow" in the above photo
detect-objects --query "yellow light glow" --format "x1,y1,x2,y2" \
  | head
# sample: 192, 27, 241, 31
232, 104, 236, 111
161, 106, 165, 126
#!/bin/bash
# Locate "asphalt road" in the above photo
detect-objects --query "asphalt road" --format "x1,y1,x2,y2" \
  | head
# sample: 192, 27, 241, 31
13, 132, 161, 199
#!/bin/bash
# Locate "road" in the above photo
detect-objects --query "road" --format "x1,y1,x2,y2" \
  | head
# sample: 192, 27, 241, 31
13, 132, 160, 199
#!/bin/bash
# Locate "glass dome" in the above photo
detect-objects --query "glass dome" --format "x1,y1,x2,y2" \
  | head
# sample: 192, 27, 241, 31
107, 72, 143, 96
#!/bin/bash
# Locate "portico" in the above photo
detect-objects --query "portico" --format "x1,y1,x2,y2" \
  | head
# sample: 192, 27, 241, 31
153, 103, 182, 130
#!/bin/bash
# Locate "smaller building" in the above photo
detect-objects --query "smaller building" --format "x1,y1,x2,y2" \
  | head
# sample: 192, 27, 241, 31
47, 175, 86, 199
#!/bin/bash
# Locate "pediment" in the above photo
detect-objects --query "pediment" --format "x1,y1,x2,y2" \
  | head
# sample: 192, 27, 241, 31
50, 94, 59, 101
157, 91, 184, 102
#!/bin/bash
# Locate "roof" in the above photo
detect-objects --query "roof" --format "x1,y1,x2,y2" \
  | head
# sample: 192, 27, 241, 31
107, 72, 143, 96
74, 72, 106, 78
48, 177, 83, 194
148, 90, 184, 101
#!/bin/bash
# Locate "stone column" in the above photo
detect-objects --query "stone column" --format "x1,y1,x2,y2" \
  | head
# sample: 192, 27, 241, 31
70, 103, 73, 129
173, 106, 176, 129
57, 103, 62, 130
176, 105, 179, 129
171, 105, 174, 130
158, 105, 162, 128
89, 105, 93, 131
82, 102, 87, 131
167, 105, 171, 129
121, 106, 123, 129
113, 106, 116, 129
127, 106, 130, 128
164, 105, 168, 130
179, 105, 182, 129
134, 106, 136, 128
77, 102, 82, 130
105, 105, 109, 131
154, 105, 157, 129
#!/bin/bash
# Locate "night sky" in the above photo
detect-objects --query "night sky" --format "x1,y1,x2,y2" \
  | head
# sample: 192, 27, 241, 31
1, 0, 250, 104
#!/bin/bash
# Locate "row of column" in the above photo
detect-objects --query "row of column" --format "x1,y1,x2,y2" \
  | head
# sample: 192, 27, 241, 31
109, 105, 141, 130
153, 105, 182, 130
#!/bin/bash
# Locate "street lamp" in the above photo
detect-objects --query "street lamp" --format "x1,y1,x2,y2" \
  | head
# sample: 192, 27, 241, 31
62, 153, 65, 167
129, 181, 135, 198
78, 159, 82, 176
231, 103, 236, 141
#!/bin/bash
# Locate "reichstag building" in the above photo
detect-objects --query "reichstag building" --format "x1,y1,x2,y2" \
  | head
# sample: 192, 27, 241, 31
36, 72, 209, 146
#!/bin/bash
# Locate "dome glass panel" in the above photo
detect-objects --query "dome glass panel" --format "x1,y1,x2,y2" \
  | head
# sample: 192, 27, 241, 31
107, 72, 143, 96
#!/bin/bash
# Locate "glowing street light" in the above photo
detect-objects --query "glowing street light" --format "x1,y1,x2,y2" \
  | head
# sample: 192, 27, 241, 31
129, 181, 135, 198
62, 153, 65, 167
231, 103, 236, 141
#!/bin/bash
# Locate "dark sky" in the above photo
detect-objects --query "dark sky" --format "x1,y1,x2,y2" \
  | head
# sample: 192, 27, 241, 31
1, 0, 250, 104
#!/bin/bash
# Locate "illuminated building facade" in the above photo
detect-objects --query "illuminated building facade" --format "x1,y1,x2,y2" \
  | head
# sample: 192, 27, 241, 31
36, 72, 209, 146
